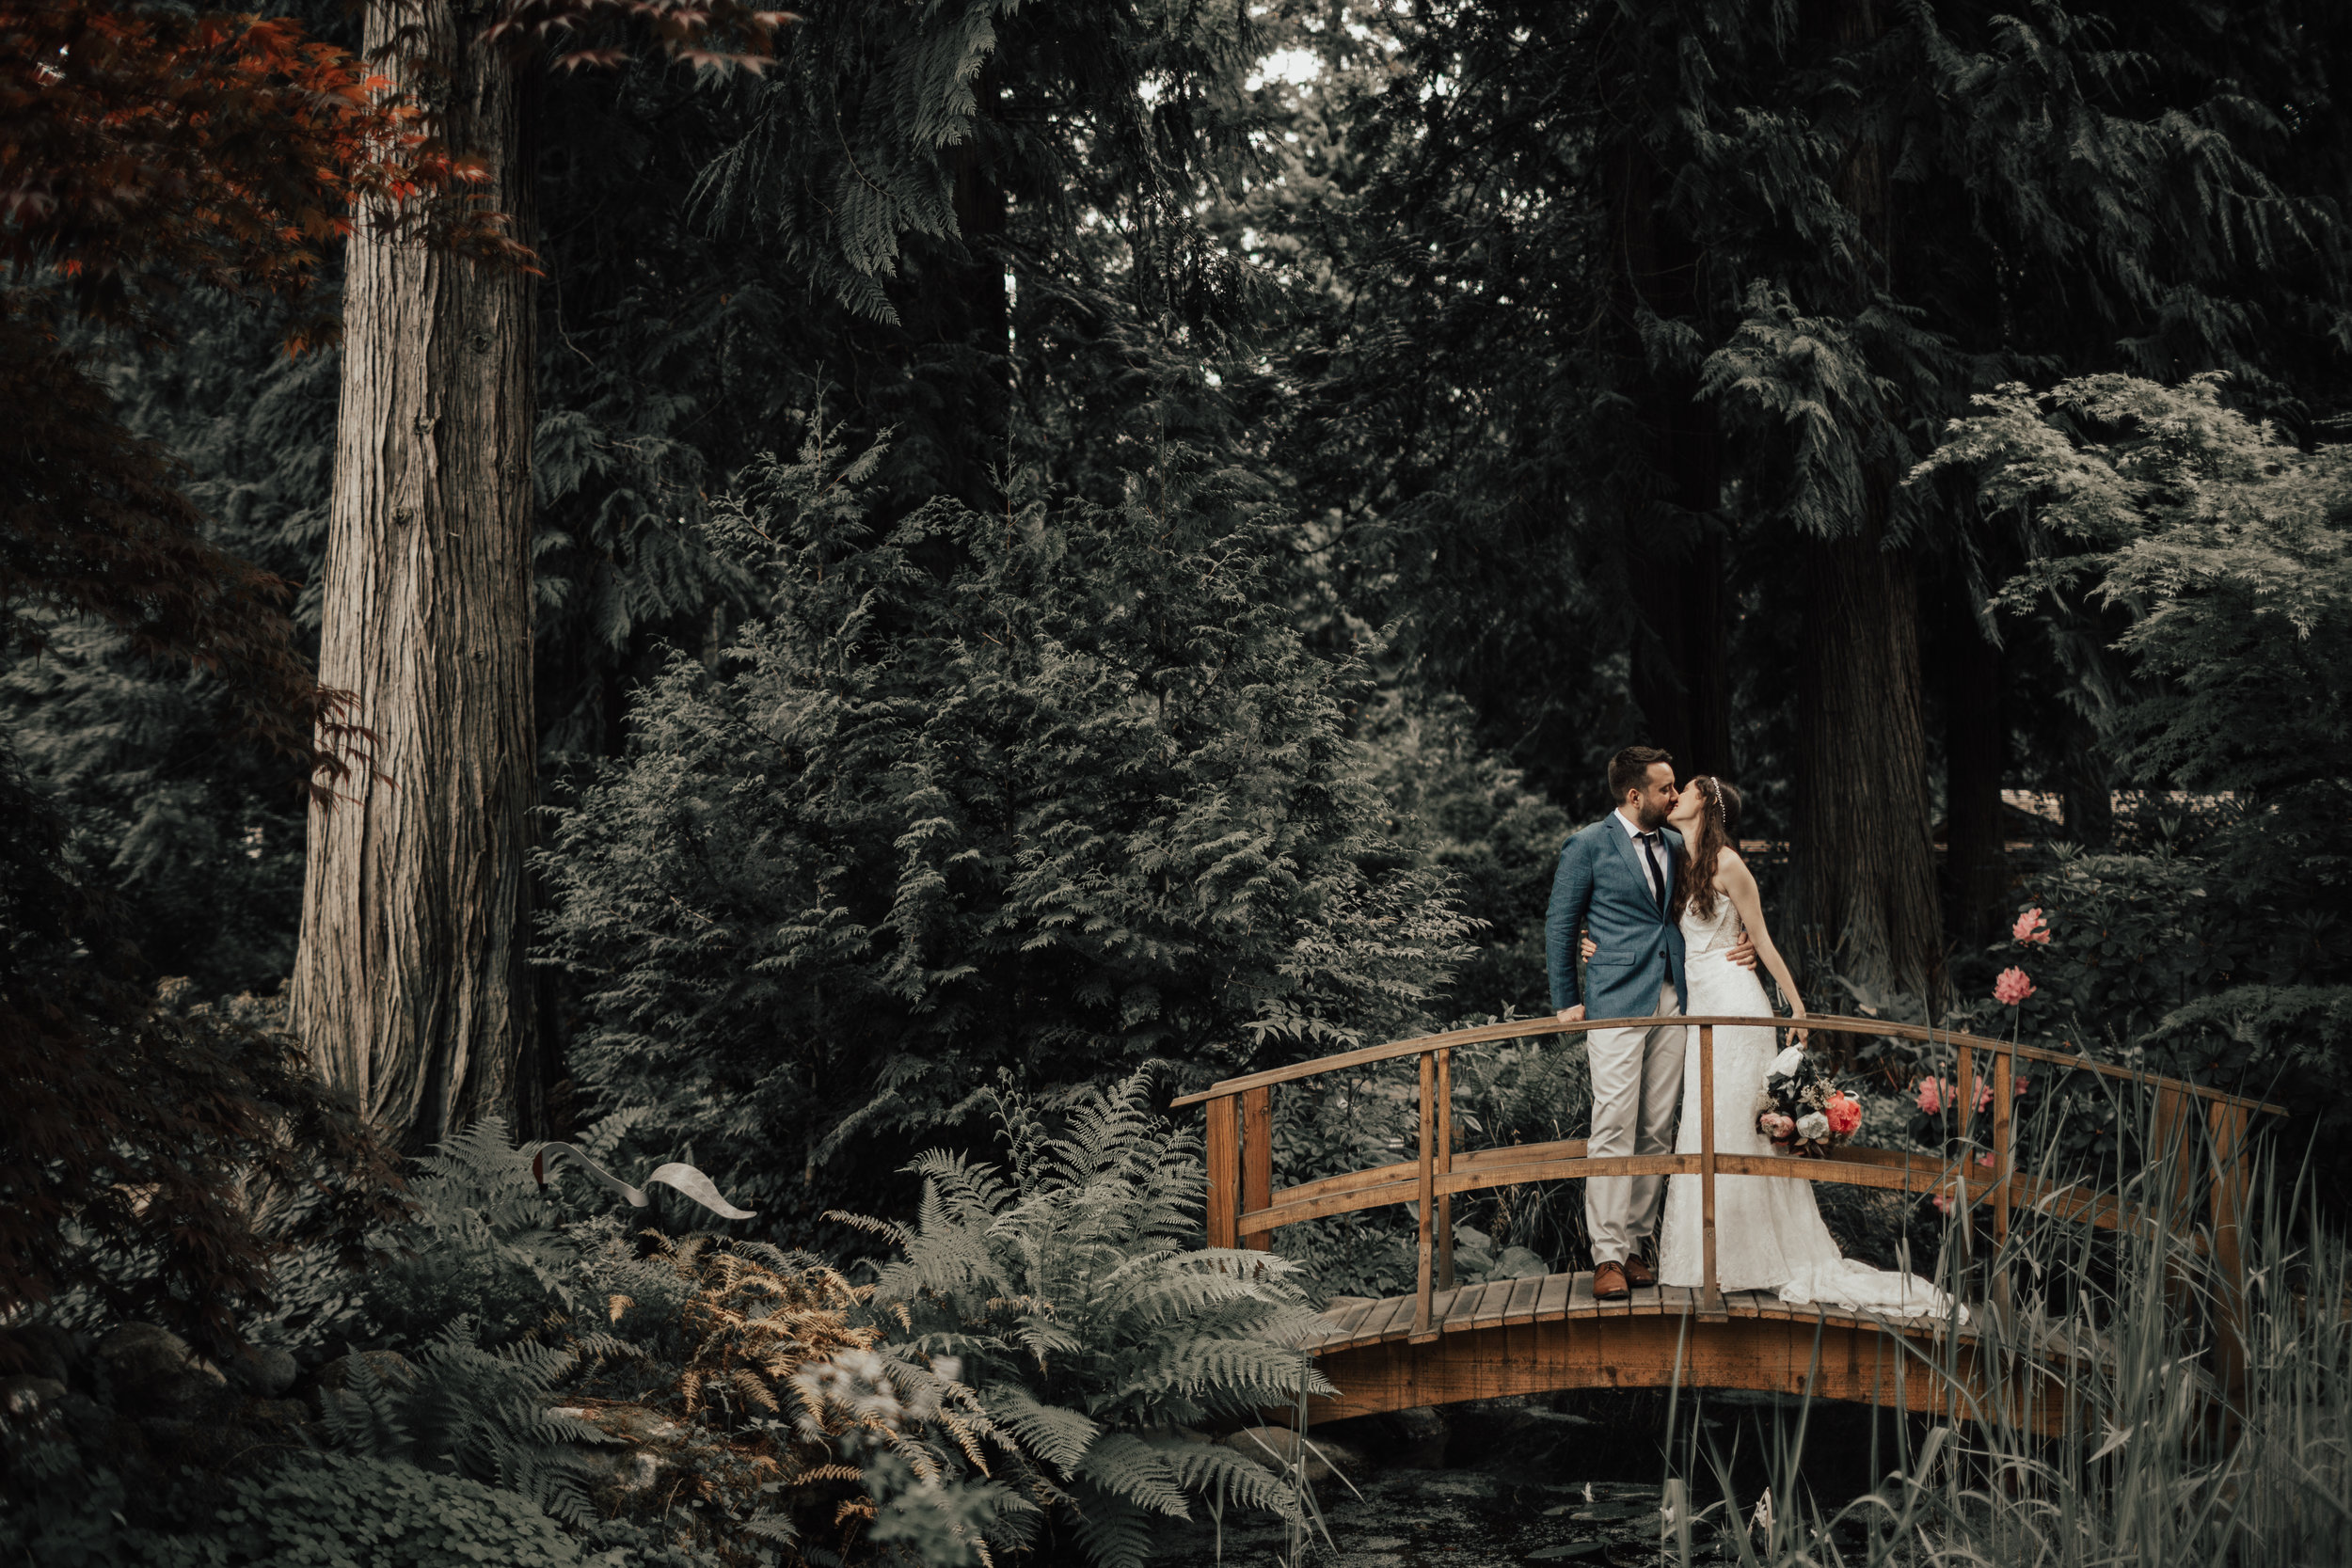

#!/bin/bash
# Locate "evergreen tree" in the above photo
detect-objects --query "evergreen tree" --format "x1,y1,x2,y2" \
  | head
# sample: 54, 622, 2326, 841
1278, 0, 2352, 1003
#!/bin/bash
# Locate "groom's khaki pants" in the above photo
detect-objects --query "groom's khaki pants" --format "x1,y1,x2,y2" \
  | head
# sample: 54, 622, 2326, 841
1582, 980, 1684, 1266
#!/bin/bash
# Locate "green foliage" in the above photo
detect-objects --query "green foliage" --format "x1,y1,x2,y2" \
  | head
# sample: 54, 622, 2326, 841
361, 1118, 590, 1353
841, 1071, 1330, 1568
538, 420, 1471, 1205
0, 1452, 597, 1568
694, 0, 1254, 327
315, 1323, 606, 1524
1349, 693, 1575, 1018
1925, 374, 2352, 1200
212, 1455, 595, 1568
0, 825, 400, 1354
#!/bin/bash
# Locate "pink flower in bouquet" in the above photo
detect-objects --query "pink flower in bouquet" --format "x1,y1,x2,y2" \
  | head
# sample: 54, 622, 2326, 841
1824, 1092, 1863, 1137
2012, 908, 2052, 944
1915, 1077, 1947, 1115
1994, 967, 2036, 1006
1759, 1112, 1797, 1141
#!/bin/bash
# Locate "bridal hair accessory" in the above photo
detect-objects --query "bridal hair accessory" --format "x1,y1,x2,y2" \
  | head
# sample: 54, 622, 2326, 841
532, 1143, 756, 1219
1756, 1048, 1861, 1158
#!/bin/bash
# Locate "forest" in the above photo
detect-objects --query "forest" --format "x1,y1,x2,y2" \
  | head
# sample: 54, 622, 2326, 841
5, 1, 2352, 1565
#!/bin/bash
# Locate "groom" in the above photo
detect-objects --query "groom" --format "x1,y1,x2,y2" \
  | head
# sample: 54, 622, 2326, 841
1545, 747, 1720, 1300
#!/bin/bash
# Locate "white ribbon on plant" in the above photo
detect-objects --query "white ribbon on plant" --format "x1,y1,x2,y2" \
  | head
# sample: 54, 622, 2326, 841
532, 1142, 756, 1219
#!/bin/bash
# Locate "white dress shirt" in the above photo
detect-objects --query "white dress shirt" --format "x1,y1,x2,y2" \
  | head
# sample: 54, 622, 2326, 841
1614, 807, 1670, 908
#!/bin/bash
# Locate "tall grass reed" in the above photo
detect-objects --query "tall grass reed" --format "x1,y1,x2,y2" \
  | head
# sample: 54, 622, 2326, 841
1663, 1071, 2351, 1566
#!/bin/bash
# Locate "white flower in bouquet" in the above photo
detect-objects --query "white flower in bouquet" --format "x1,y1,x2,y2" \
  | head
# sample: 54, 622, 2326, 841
1770, 1045, 1807, 1079
1796, 1111, 1831, 1142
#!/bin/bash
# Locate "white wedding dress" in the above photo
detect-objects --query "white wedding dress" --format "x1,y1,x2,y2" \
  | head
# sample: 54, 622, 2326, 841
1657, 891, 1962, 1320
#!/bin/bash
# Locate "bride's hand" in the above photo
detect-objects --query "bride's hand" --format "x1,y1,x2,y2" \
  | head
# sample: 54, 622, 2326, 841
1786, 1008, 1808, 1049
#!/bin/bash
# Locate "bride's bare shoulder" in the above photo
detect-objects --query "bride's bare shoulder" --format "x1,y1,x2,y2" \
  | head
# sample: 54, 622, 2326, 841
1716, 847, 1757, 886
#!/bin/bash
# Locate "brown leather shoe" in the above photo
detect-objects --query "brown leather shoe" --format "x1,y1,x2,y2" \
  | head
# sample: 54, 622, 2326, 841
1624, 1255, 1657, 1289
1594, 1260, 1629, 1300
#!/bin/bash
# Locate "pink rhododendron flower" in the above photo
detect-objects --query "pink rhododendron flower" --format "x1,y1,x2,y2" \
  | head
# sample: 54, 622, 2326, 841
1976, 1152, 1994, 1169
1915, 1077, 1945, 1115
1975, 1079, 1994, 1112
1994, 967, 2036, 1006
2013, 1073, 2028, 1098
2012, 908, 2052, 944
1932, 1194, 1953, 1214
1824, 1092, 1863, 1137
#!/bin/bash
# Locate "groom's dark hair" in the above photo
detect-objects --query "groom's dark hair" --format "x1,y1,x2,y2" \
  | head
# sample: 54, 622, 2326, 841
1608, 745, 1674, 800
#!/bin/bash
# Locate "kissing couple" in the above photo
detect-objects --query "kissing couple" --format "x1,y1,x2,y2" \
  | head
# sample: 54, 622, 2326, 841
1545, 745, 1957, 1316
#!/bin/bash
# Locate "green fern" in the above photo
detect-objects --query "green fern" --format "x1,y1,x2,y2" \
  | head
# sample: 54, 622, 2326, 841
835, 1070, 1335, 1568
318, 1318, 604, 1524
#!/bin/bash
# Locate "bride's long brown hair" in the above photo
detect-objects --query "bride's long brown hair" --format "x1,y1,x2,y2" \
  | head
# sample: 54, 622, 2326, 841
1671, 776, 1742, 920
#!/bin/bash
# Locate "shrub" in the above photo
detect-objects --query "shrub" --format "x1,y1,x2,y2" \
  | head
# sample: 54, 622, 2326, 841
537, 425, 1471, 1209
841, 1071, 1331, 1568
0, 1453, 594, 1568
0, 758, 401, 1360
1350, 692, 1576, 1020
1928, 374, 2352, 1206
360, 1118, 595, 1354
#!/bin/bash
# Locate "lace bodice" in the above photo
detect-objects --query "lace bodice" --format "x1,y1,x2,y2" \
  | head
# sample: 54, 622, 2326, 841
1677, 887, 1742, 960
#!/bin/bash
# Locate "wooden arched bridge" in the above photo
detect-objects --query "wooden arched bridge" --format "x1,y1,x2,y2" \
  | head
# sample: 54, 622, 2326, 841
1173, 1015, 2284, 1433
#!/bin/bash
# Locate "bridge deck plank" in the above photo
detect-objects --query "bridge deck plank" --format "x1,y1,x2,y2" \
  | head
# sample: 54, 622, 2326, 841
1312, 1299, 1375, 1350
1457, 1281, 1502, 1332
1306, 1274, 1986, 1365
1359, 1293, 1415, 1345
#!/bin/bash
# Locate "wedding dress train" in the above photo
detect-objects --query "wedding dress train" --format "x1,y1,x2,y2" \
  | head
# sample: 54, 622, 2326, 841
1656, 893, 1961, 1320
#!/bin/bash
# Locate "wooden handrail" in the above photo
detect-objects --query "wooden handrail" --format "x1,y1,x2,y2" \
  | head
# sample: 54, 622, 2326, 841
1191, 1013, 2287, 1346
1169, 1013, 2288, 1114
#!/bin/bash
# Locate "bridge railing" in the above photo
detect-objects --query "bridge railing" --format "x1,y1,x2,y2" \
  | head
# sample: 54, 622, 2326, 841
1172, 1014, 2285, 1344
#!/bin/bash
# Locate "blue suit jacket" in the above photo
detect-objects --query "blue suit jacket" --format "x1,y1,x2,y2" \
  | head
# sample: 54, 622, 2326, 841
1545, 816, 1688, 1018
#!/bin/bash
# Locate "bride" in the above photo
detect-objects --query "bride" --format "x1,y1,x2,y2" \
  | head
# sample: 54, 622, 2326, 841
1645, 776, 1959, 1318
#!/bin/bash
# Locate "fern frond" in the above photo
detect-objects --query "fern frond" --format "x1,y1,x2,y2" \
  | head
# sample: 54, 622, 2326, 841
980, 1382, 1097, 1474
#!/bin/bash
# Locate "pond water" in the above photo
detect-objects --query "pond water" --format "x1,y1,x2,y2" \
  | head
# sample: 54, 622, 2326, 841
1153, 1389, 1914, 1566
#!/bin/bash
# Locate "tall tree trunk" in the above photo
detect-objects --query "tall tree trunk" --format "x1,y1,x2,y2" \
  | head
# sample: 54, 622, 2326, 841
1794, 0, 1946, 1007
294, 0, 538, 1151
1942, 602, 2008, 947
1610, 138, 1733, 778
1797, 524, 1942, 1004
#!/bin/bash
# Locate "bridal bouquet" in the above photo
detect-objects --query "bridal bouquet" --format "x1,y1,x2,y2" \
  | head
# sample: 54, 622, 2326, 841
1755, 1045, 1863, 1158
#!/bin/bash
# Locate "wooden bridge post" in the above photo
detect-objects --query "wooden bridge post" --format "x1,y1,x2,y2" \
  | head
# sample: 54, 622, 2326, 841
1437, 1048, 1454, 1291
1240, 1086, 1273, 1250
1992, 1046, 2014, 1314
2207, 1100, 2251, 1397
1412, 1051, 1437, 1338
1205, 1094, 1240, 1249
1953, 1046, 1977, 1266
1699, 1024, 1724, 1319
2152, 1085, 2199, 1318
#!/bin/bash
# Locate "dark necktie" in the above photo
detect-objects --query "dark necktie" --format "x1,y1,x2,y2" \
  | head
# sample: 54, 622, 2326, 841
1637, 831, 1666, 911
